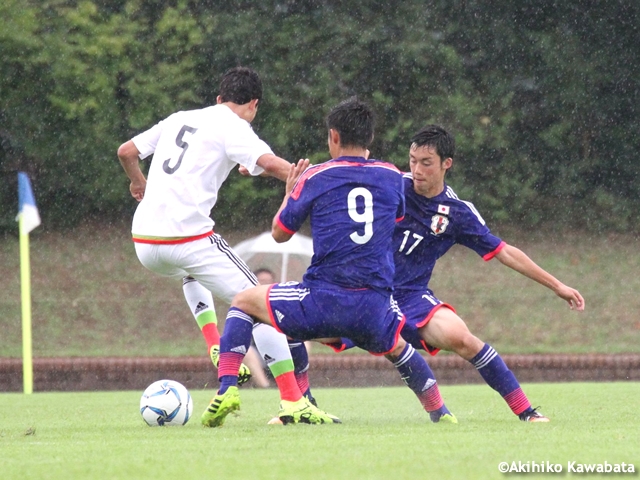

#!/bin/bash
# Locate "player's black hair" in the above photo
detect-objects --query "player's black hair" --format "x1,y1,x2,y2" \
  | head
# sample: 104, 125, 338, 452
326, 97, 375, 149
219, 67, 262, 104
410, 125, 455, 162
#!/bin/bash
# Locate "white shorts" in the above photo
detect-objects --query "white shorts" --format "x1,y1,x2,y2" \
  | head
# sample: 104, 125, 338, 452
134, 233, 257, 303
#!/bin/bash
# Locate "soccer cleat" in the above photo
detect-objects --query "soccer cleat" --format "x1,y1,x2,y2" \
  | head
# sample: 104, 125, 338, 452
436, 412, 458, 424
519, 407, 550, 423
209, 346, 252, 386
278, 397, 341, 425
201, 386, 241, 427
267, 393, 319, 425
429, 405, 458, 424
305, 394, 318, 407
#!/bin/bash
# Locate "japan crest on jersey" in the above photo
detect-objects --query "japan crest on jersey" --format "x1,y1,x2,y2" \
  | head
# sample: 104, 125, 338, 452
430, 214, 449, 235
431, 204, 450, 234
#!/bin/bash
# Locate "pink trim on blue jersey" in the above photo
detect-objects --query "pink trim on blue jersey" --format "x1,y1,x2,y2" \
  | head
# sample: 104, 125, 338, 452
322, 341, 347, 353
290, 159, 401, 201
396, 215, 405, 223
369, 314, 406, 357
482, 241, 506, 261
265, 284, 284, 334
415, 303, 456, 356
276, 216, 296, 235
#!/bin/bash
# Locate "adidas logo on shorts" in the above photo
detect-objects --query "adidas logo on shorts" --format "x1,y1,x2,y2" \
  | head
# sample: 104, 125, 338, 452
275, 310, 285, 322
230, 345, 247, 354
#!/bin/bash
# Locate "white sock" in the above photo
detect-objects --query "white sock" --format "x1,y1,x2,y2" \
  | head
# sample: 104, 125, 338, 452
252, 323, 294, 372
182, 277, 215, 323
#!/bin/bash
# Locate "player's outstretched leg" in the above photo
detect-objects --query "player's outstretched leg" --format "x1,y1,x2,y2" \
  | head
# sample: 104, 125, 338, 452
207, 307, 341, 426
201, 307, 254, 427
252, 323, 340, 424
266, 339, 317, 425
469, 343, 549, 422
389, 343, 457, 424
183, 278, 252, 386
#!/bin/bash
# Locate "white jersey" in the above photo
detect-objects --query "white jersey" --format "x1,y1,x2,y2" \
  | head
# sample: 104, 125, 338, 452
131, 104, 272, 239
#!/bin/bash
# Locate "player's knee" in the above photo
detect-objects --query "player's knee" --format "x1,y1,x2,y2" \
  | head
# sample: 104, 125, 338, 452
231, 286, 267, 320
452, 332, 483, 359
385, 338, 407, 361
231, 289, 251, 310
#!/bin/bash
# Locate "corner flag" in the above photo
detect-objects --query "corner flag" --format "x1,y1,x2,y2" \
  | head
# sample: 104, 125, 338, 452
16, 172, 40, 394
17, 172, 41, 234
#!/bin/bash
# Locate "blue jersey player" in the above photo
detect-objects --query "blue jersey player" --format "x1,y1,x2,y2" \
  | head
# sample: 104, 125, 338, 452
201, 99, 452, 427
392, 125, 585, 423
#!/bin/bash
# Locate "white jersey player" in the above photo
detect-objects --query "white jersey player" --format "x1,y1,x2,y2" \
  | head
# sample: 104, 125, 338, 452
117, 67, 332, 422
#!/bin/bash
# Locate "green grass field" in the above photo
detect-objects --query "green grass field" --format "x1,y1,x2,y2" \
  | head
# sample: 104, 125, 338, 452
1, 383, 638, 480
1, 225, 639, 357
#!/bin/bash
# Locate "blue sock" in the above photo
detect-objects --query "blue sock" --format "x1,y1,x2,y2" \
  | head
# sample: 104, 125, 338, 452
392, 343, 446, 416
469, 343, 520, 397
288, 340, 314, 402
218, 307, 254, 394
469, 343, 532, 415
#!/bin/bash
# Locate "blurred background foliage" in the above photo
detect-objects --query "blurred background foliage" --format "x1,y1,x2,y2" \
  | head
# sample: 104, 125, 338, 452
1, 0, 638, 233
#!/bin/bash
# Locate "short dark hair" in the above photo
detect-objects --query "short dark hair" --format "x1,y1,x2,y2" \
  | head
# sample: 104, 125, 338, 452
219, 67, 262, 104
410, 125, 455, 161
326, 98, 375, 149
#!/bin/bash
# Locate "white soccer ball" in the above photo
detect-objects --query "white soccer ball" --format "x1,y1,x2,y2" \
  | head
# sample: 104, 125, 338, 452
140, 379, 194, 426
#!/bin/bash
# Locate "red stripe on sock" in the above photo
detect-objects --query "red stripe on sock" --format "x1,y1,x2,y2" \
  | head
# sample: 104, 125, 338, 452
202, 323, 220, 351
418, 384, 444, 412
295, 372, 310, 396
275, 371, 302, 402
504, 388, 531, 415
218, 352, 245, 377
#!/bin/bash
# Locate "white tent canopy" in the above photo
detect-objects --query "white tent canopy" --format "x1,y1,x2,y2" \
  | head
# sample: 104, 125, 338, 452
233, 232, 314, 282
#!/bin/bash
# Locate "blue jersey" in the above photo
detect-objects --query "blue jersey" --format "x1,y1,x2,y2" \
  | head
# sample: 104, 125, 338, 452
393, 174, 505, 292
277, 156, 405, 292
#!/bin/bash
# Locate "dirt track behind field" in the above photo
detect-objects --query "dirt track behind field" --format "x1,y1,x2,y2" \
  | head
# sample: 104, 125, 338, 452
1, 354, 639, 392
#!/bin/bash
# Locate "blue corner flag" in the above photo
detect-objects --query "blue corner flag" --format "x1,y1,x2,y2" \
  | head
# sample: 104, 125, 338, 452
17, 172, 41, 234
17, 172, 40, 394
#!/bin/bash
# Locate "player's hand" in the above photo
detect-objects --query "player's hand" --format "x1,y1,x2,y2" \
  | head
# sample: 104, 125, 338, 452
285, 158, 309, 196
130, 179, 146, 202
555, 284, 585, 311
238, 165, 251, 176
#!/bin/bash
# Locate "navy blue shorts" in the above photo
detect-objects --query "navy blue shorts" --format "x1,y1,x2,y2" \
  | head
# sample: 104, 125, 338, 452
395, 289, 455, 355
267, 282, 405, 355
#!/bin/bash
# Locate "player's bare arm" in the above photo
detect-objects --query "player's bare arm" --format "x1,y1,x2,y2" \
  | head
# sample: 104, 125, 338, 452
117, 140, 147, 202
495, 243, 585, 311
271, 158, 310, 243
256, 153, 294, 181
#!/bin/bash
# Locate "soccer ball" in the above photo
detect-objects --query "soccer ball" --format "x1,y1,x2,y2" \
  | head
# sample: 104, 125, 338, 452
140, 379, 193, 426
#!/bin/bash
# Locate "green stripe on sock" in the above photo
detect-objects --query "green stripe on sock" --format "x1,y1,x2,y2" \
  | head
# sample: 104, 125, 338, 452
268, 359, 295, 378
195, 310, 217, 329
